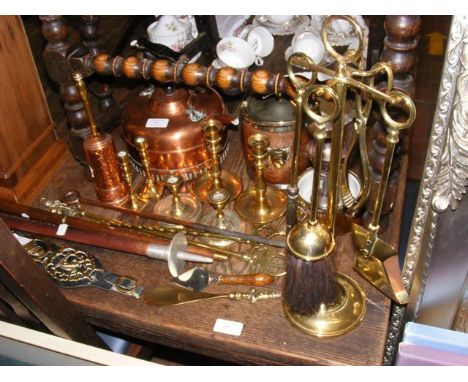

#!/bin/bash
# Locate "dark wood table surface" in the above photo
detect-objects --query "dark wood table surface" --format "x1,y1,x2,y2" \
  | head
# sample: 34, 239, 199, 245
31, 119, 408, 365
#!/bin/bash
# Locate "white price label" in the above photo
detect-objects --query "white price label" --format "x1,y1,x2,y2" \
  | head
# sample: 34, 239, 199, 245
13, 233, 32, 246
56, 223, 68, 236
213, 319, 243, 337
145, 118, 169, 128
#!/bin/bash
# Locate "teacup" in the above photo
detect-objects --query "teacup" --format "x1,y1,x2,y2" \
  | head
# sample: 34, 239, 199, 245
236, 25, 274, 58
147, 15, 192, 52
265, 15, 294, 25
246, 26, 274, 58
216, 37, 264, 69
291, 29, 325, 65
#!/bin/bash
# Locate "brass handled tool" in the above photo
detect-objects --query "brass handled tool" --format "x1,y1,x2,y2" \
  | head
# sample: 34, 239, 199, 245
143, 286, 281, 306
192, 118, 242, 204
170, 266, 275, 292
41, 199, 213, 275
352, 90, 416, 304
73, 72, 128, 205
235, 134, 287, 224
117, 150, 146, 211
341, 62, 394, 216
135, 136, 163, 202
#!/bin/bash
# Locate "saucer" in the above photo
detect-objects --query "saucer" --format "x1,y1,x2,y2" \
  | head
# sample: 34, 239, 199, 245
253, 15, 310, 36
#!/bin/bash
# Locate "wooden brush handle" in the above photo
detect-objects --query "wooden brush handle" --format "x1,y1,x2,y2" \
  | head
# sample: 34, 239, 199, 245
92, 53, 299, 98
217, 273, 274, 286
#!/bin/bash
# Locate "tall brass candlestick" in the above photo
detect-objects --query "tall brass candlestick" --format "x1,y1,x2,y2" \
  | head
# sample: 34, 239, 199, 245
193, 118, 242, 204
135, 136, 163, 202
117, 151, 146, 211
235, 134, 287, 224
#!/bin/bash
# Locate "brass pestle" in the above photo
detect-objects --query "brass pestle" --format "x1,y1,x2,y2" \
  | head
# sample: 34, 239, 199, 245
235, 134, 287, 224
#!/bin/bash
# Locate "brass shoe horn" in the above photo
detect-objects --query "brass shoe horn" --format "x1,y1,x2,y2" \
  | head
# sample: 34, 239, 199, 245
352, 90, 416, 304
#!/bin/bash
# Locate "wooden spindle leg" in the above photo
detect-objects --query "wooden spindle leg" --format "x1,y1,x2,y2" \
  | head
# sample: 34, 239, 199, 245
40, 16, 90, 165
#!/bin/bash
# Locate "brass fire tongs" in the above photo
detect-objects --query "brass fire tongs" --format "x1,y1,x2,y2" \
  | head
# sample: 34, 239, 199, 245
352, 92, 415, 304
341, 61, 395, 216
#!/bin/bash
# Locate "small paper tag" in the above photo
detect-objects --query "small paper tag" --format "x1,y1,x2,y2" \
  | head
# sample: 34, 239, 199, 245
13, 233, 32, 246
213, 319, 243, 337
146, 118, 169, 128
56, 223, 68, 236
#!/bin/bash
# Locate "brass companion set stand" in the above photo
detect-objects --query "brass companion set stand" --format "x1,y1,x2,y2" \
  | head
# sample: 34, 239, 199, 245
3, 16, 416, 339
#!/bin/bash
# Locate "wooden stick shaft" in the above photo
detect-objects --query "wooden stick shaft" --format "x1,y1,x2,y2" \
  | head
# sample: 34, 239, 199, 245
92, 54, 298, 98
0, 200, 216, 261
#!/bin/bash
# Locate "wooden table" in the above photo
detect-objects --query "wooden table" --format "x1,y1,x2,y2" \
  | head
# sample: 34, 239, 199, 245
31, 118, 407, 365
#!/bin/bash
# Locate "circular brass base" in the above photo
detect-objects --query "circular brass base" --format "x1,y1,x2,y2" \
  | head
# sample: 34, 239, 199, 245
235, 187, 287, 224
199, 209, 241, 247
283, 273, 366, 338
192, 170, 242, 204
154, 194, 202, 223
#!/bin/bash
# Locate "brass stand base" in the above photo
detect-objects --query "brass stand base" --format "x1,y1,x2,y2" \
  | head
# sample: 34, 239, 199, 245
199, 210, 241, 247
154, 194, 202, 223
192, 170, 242, 204
283, 272, 366, 338
235, 187, 287, 224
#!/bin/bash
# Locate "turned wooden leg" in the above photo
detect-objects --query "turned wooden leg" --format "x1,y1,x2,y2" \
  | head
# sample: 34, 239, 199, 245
40, 15, 90, 165
365, 16, 421, 225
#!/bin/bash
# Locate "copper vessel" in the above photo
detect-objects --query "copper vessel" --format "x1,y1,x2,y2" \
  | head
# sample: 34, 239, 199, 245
83, 134, 128, 205
122, 86, 229, 182
240, 95, 310, 188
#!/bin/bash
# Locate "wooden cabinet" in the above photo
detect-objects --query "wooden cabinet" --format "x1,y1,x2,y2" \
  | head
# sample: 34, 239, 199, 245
0, 16, 66, 203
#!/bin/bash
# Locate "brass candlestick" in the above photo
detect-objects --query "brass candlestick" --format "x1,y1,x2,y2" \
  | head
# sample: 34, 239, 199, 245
192, 118, 242, 204
199, 188, 241, 247
235, 134, 287, 224
117, 151, 146, 211
154, 174, 201, 222
135, 136, 163, 202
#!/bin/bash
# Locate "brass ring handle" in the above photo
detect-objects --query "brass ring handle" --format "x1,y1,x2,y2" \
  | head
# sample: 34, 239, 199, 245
379, 90, 417, 131
286, 52, 318, 90
302, 84, 340, 126
321, 15, 364, 65
352, 61, 394, 96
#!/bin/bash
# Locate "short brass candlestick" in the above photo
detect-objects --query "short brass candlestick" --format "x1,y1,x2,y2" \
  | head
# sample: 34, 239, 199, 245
154, 174, 201, 223
117, 151, 146, 211
200, 188, 241, 247
192, 118, 242, 204
135, 136, 163, 202
235, 134, 287, 224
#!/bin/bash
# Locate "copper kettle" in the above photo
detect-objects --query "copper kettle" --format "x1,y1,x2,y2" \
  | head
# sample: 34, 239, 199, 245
122, 85, 230, 182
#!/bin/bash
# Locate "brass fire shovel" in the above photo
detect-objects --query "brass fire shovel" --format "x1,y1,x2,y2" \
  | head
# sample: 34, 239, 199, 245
352, 90, 416, 305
